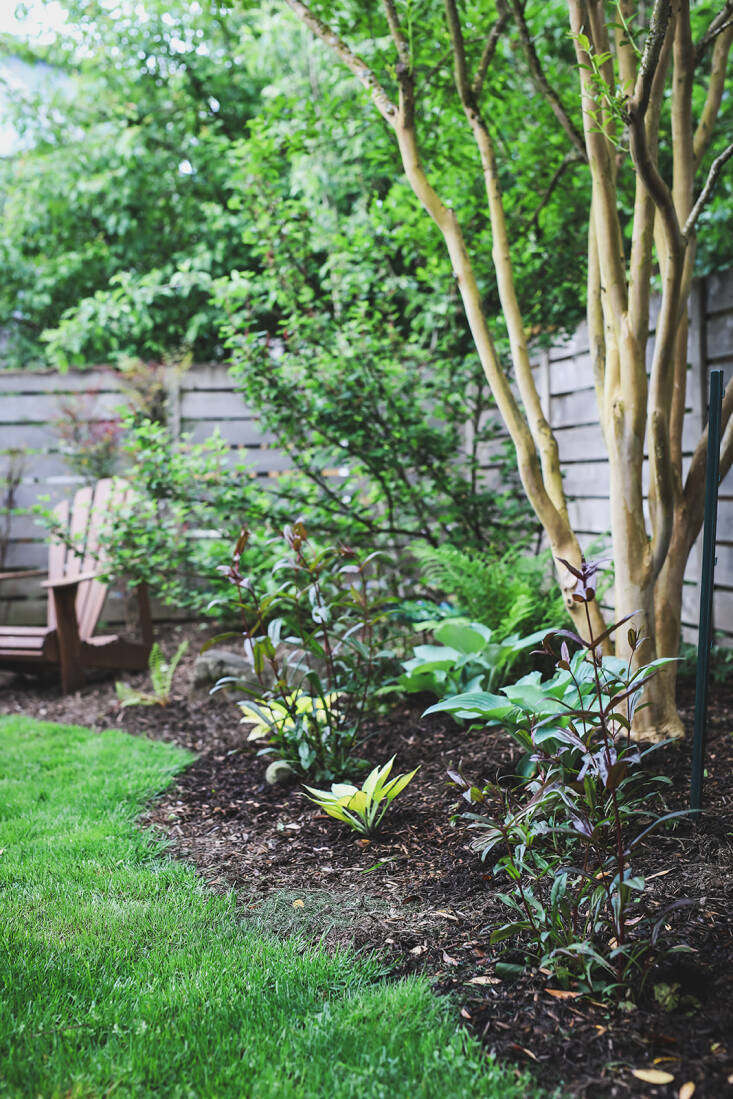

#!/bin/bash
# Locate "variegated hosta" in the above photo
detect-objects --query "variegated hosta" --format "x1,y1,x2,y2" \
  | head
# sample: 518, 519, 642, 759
303, 757, 419, 836
238, 692, 339, 741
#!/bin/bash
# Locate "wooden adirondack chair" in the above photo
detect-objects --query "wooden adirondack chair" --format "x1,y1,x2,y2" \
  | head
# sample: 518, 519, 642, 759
0, 478, 153, 693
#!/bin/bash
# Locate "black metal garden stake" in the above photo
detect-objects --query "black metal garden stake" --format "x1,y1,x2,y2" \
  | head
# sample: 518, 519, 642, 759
690, 369, 723, 814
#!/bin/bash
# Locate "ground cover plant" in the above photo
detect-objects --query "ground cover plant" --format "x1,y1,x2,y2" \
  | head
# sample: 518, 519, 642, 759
0, 713, 538, 1099
2, 627, 731, 1097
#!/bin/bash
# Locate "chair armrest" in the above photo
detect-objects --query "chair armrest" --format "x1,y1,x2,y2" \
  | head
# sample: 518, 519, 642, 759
42, 570, 101, 590
0, 569, 47, 582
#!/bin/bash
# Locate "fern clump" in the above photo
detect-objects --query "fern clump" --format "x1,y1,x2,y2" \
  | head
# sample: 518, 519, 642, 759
115, 640, 188, 708
413, 543, 564, 635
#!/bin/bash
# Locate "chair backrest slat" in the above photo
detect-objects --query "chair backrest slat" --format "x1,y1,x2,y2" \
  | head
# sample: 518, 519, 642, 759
46, 478, 125, 639
77, 479, 124, 639
46, 499, 70, 629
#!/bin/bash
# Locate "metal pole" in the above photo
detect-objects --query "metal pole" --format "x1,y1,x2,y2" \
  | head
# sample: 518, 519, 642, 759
690, 369, 723, 813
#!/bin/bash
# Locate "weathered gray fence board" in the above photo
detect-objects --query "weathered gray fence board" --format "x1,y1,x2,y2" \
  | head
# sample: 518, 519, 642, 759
0, 390, 124, 423
179, 390, 258, 420
0, 369, 120, 394
551, 388, 603, 428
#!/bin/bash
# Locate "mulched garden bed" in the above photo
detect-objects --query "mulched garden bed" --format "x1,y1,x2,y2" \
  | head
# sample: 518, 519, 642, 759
2, 620, 732, 1099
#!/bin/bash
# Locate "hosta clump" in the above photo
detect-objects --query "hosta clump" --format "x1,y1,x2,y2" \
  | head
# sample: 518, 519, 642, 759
212, 522, 393, 779
448, 557, 689, 997
398, 617, 548, 701
304, 757, 419, 836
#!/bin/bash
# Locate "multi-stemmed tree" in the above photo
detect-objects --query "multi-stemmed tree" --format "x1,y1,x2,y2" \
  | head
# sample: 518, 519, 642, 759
282, 0, 733, 738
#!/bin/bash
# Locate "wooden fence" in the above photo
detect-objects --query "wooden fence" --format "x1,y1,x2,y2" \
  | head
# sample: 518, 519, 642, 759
2, 266, 733, 638
0, 364, 287, 625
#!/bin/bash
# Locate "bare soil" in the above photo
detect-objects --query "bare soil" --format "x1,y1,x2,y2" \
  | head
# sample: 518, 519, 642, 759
2, 621, 732, 1099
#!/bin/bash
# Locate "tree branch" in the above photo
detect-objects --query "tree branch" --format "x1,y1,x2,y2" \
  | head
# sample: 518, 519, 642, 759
509, 0, 587, 160
684, 141, 733, 239
472, 6, 510, 99
569, 0, 627, 329
627, 1, 682, 262
283, 1, 398, 125
693, 23, 733, 166
632, 0, 673, 117
695, 1, 733, 64
381, 0, 410, 70
526, 151, 584, 230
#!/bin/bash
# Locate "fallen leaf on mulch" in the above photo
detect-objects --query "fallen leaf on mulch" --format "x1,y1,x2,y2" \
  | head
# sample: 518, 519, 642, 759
546, 989, 581, 1000
512, 1044, 538, 1062
678, 1082, 695, 1098
631, 1068, 675, 1084
467, 975, 501, 986
441, 950, 458, 966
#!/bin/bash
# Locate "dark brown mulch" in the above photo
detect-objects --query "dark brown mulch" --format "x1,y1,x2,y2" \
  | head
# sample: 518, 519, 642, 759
1, 621, 732, 1099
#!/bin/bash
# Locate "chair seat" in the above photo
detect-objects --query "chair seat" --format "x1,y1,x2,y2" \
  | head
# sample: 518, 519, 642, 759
0, 626, 58, 662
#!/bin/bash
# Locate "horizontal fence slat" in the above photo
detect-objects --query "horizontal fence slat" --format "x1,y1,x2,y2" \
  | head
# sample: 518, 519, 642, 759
0, 391, 125, 424
0, 369, 122, 394
550, 388, 599, 429
179, 390, 256, 420
184, 419, 277, 449
707, 268, 733, 312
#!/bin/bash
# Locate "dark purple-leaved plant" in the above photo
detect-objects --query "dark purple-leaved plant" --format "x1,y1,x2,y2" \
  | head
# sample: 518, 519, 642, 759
448, 557, 690, 996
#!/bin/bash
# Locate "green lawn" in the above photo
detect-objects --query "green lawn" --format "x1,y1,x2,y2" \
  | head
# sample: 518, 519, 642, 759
0, 715, 541, 1099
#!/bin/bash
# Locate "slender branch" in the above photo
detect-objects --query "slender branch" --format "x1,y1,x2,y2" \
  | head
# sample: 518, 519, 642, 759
685, 141, 733, 239
569, 0, 627, 330
472, 6, 510, 99
632, 0, 673, 117
283, 1, 397, 125
627, 1, 682, 261
381, 0, 410, 70
445, 0, 570, 524
627, 15, 671, 348
695, 1, 733, 64
694, 26, 733, 166
509, 0, 587, 160
443, 0, 471, 101
526, 151, 584, 230
614, 0, 639, 92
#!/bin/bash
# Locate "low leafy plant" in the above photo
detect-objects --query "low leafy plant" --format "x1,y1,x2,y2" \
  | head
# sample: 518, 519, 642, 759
214, 522, 394, 779
678, 638, 733, 685
115, 640, 188, 708
238, 691, 338, 756
413, 543, 565, 634
446, 557, 689, 997
303, 757, 419, 836
426, 644, 628, 775
398, 617, 547, 701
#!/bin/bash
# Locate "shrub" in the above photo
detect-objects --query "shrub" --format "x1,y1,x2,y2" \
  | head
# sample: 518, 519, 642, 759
215, 522, 394, 779
95, 416, 272, 617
